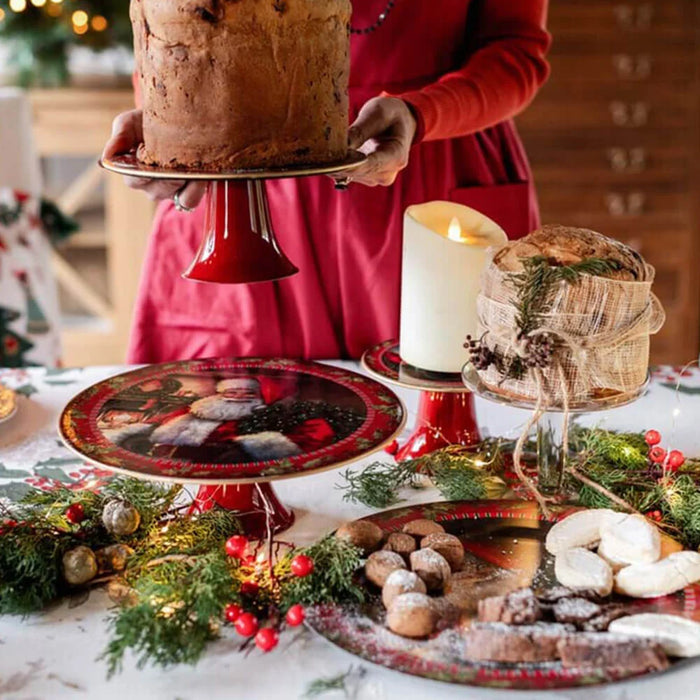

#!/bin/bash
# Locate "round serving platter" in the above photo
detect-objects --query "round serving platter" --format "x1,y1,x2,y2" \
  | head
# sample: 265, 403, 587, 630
59, 358, 405, 484
100, 150, 367, 181
306, 499, 699, 691
0, 383, 17, 425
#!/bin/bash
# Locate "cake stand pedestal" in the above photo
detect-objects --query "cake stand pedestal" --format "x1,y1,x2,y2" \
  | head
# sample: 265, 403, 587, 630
462, 367, 649, 495
362, 340, 480, 461
100, 151, 366, 284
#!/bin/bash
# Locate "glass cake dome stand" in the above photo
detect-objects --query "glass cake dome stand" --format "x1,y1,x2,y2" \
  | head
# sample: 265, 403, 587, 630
461, 366, 649, 495
100, 150, 366, 284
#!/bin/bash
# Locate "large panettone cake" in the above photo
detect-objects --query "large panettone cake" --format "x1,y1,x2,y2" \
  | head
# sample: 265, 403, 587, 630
131, 0, 352, 170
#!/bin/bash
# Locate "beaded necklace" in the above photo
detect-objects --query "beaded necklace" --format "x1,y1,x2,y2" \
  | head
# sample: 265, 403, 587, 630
350, 0, 398, 35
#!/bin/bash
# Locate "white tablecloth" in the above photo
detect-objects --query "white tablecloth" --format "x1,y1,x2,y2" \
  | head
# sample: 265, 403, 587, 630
1, 362, 699, 700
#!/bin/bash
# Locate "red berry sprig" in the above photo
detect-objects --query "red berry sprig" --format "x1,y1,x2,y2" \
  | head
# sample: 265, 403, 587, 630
240, 580, 260, 597
649, 446, 667, 464
644, 429, 662, 447
65, 503, 85, 524
668, 449, 685, 472
225, 535, 249, 559
254, 627, 279, 652
224, 603, 243, 624
285, 604, 305, 627
234, 612, 259, 638
646, 510, 663, 522
290, 554, 314, 578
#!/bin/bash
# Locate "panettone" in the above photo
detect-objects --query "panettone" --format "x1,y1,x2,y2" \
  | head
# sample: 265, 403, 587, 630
475, 225, 664, 406
131, 0, 351, 170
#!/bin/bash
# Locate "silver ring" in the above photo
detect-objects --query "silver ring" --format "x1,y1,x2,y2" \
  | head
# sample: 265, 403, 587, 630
173, 187, 196, 213
334, 176, 352, 191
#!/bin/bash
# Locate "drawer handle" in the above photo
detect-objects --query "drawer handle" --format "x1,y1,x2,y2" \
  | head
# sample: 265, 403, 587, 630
609, 101, 650, 127
612, 54, 652, 79
606, 147, 647, 172
614, 3, 654, 30
606, 192, 647, 216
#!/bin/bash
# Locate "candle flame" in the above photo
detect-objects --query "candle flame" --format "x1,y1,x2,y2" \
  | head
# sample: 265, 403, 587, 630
447, 216, 465, 242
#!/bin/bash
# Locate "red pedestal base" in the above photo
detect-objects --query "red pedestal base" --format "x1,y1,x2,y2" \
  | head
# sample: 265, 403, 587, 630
396, 391, 482, 461
183, 180, 298, 284
190, 482, 295, 537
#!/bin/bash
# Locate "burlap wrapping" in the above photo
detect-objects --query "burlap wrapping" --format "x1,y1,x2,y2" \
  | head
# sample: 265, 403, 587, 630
476, 258, 665, 407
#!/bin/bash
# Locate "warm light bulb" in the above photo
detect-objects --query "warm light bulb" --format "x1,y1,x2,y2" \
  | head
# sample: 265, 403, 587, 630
91, 14, 107, 31
0, 8, 5, 20
447, 216, 464, 243
73, 22, 88, 35
71, 9, 88, 26
31, 0, 46, 6
9, 0, 27, 13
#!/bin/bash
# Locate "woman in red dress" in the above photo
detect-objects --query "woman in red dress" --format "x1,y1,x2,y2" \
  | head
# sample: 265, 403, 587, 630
105, 0, 550, 362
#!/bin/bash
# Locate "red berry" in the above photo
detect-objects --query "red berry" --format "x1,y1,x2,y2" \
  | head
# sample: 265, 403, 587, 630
225, 535, 249, 559
241, 555, 257, 567
3, 519, 17, 528
668, 450, 685, 470
254, 627, 279, 652
234, 612, 259, 637
290, 554, 314, 578
384, 440, 399, 456
285, 604, 305, 627
240, 580, 259, 597
224, 603, 243, 624
644, 430, 661, 446
649, 446, 667, 464
65, 503, 85, 524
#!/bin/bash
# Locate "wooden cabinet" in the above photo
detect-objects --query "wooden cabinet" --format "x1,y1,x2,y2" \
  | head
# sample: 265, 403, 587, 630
29, 88, 155, 366
517, 0, 700, 364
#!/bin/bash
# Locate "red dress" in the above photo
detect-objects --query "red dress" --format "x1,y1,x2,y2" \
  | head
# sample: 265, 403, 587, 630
127, 0, 550, 363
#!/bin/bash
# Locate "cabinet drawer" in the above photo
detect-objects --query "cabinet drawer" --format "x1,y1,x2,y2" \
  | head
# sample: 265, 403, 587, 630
529, 146, 690, 187
518, 91, 691, 131
548, 2, 696, 41
545, 50, 694, 86
538, 184, 689, 221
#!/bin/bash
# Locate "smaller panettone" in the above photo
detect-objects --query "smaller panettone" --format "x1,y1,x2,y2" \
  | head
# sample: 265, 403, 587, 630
474, 225, 664, 406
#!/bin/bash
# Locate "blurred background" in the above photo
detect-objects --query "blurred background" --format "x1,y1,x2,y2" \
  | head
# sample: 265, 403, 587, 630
0, 0, 697, 367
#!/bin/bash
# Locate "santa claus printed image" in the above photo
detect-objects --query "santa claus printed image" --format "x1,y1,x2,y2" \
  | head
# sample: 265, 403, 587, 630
97, 371, 365, 465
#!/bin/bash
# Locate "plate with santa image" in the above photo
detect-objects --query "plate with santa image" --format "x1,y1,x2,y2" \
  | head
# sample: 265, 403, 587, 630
59, 358, 405, 483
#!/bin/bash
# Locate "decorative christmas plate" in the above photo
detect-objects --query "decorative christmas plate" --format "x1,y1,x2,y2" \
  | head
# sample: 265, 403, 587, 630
59, 359, 404, 483
0, 383, 17, 424
307, 500, 699, 691
362, 340, 466, 393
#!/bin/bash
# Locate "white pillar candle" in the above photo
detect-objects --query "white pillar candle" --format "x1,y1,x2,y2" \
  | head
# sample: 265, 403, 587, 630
399, 201, 507, 373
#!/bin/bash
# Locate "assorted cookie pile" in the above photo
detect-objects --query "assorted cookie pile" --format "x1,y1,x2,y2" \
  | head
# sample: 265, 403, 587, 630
336, 518, 464, 638
546, 509, 700, 598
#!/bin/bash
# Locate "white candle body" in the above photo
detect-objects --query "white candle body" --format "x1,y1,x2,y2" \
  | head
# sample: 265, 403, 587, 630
399, 202, 507, 373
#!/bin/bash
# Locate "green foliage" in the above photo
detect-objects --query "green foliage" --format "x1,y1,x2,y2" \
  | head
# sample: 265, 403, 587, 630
338, 461, 418, 509
102, 478, 182, 533
103, 552, 235, 676
509, 256, 622, 335
281, 536, 364, 611
338, 443, 506, 509
303, 666, 365, 699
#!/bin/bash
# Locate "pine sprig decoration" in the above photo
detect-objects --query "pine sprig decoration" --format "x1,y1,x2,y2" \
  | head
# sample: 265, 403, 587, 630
281, 536, 365, 610
338, 443, 507, 509
103, 551, 235, 676
509, 256, 622, 335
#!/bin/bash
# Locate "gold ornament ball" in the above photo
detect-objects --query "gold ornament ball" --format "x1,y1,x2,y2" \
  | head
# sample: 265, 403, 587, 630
95, 543, 134, 574
62, 546, 98, 586
102, 500, 141, 536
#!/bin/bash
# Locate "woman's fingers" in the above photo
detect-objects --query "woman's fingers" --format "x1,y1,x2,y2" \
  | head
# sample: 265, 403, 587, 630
177, 182, 208, 209
103, 109, 144, 160
348, 97, 396, 150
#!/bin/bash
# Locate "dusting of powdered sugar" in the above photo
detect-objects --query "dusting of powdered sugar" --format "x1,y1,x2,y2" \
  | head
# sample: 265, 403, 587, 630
384, 569, 421, 592
388, 592, 432, 613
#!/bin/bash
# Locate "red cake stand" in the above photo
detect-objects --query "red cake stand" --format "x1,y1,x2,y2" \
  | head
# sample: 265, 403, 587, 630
100, 151, 366, 284
59, 358, 405, 537
362, 340, 481, 461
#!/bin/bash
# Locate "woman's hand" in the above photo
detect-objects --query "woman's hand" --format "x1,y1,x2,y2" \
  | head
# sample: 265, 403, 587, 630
336, 96, 417, 188
102, 109, 206, 210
